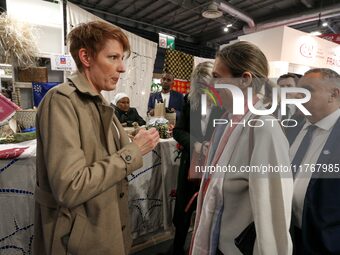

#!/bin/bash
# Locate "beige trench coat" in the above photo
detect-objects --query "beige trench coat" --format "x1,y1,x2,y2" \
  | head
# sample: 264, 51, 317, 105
33, 72, 143, 255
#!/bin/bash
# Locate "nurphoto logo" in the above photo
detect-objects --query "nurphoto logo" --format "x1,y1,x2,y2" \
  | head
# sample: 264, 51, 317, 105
200, 83, 312, 128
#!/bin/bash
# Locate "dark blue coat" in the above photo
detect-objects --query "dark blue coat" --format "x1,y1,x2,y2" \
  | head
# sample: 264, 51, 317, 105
287, 117, 340, 254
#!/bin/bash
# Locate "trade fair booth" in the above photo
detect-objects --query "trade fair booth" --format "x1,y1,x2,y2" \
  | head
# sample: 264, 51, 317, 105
223, 25, 340, 78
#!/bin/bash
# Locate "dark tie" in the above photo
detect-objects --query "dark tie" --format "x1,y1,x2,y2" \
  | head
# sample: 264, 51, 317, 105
291, 125, 317, 177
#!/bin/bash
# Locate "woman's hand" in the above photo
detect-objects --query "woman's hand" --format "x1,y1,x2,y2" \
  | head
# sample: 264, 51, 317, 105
133, 128, 159, 155
194, 142, 202, 154
194, 141, 209, 155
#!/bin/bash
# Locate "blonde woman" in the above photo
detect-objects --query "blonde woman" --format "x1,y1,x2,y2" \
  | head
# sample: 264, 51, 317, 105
191, 41, 293, 255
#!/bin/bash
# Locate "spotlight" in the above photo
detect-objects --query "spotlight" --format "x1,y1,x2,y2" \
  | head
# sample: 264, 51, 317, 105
202, 3, 223, 19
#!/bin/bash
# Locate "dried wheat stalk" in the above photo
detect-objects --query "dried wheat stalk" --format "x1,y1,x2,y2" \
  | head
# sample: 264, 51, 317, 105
0, 12, 38, 67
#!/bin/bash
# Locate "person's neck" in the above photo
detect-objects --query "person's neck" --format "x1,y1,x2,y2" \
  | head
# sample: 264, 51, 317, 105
82, 70, 100, 94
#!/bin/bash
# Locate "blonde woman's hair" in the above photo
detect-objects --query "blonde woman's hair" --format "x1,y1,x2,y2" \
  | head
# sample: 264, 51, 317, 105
189, 61, 214, 110
216, 41, 277, 103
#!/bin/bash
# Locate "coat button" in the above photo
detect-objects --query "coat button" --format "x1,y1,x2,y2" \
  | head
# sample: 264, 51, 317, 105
120, 192, 125, 198
121, 225, 126, 231
125, 155, 131, 161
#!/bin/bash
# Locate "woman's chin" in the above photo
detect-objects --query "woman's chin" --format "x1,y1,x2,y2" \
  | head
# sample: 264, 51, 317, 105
106, 84, 117, 91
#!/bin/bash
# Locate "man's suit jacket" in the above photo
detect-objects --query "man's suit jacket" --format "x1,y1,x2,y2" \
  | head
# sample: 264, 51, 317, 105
147, 91, 184, 118
287, 117, 340, 254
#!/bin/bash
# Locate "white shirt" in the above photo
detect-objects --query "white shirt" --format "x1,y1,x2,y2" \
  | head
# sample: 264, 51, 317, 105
291, 109, 340, 227
278, 104, 296, 120
161, 92, 170, 108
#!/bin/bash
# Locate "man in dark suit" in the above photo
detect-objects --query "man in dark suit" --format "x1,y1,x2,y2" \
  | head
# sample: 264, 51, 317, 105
148, 72, 184, 119
287, 68, 340, 254
277, 73, 300, 120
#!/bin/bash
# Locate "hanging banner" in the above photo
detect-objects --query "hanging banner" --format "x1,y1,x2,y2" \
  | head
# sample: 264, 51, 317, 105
172, 79, 190, 94
319, 34, 340, 44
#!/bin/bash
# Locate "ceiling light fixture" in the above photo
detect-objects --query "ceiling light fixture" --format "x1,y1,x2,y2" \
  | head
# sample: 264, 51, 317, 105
322, 21, 328, 27
226, 23, 232, 28
202, 3, 223, 19
223, 27, 229, 32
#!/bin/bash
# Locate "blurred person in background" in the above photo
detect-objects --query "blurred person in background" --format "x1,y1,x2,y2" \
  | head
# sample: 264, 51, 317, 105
277, 73, 303, 120
287, 68, 340, 255
111, 92, 146, 127
147, 72, 184, 119
172, 61, 224, 255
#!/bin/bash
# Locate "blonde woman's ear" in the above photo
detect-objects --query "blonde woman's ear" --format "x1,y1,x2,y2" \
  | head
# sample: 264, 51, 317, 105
239, 72, 252, 89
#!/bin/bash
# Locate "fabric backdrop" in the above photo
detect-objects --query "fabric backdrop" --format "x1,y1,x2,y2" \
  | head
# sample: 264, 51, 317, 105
164, 49, 193, 81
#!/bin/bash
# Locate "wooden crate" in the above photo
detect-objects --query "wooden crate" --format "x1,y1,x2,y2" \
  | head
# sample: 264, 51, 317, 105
18, 67, 48, 82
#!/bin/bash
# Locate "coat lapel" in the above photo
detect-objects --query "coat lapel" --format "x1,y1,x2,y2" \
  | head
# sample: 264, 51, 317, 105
304, 118, 340, 202
113, 115, 131, 147
96, 102, 117, 153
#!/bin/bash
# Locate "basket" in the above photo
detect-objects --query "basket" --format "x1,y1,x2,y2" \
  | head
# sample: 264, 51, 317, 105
18, 67, 48, 82
15, 109, 37, 129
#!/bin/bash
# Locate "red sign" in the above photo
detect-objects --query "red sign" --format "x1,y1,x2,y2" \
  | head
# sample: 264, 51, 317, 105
0, 94, 20, 124
319, 34, 340, 44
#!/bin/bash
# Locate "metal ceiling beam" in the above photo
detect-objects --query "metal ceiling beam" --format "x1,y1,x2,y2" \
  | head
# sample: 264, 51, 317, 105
189, 22, 222, 35
204, 29, 244, 45
106, 0, 124, 11
138, 2, 173, 20
145, 3, 177, 20
159, 1, 210, 25
184, 15, 234, 33
300, 0, 314, 8
243, 3, 340, 33
92, 0, 104, 6
150, 6, 179, 22
77, 4, 192, 37
117, 1, 138, 14
180, 18, 216, 32
242, 0, 283, 14
132, 0, 163, 19
217, 1, 255, 28
171, 15, 202, 29
127, 1, 157, 20
114, 0, 136, 13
